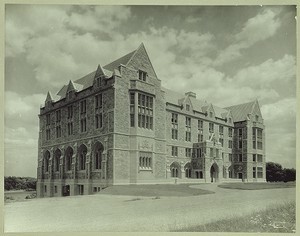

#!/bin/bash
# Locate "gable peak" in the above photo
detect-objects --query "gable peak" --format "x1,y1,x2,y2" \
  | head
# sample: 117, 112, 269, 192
45, 91, 54, 103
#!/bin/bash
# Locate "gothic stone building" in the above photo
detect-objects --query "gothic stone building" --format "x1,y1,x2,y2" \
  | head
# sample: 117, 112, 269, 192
37, 43, 266, 197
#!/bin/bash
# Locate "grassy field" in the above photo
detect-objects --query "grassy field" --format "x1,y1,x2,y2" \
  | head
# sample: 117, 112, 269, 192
174, 201, 296, 233
5, 191, 36, 203
218, 182, 296, 190
99, 184, 214, 197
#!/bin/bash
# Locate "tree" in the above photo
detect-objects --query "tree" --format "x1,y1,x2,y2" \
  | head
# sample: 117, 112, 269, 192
266, 162, 284, 182
283, 168, 296, 182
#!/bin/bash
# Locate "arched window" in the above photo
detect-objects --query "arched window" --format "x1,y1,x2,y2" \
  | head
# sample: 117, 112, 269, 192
184, 163, 191, 178
94, 142, 104, 170
78, 144, 87, 171
170, 162, 181, 178
54, 149, 61, 172
44, 151, 50, 172
65, 147, 73, 171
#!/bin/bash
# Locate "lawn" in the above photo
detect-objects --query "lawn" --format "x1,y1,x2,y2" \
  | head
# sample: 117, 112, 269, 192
218, 182, 295, 190
99, 184, 214, 197
174, 201, 296, 233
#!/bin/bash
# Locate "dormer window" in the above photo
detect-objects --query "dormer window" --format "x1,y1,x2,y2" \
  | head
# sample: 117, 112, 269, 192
209, 112, 213, 118
186, 104, 190, 111
228, 118, 232, 123
255, 115, 259, 122
67, 91, 72, 99
96, 77, 102, 87
138, 70, 147, 82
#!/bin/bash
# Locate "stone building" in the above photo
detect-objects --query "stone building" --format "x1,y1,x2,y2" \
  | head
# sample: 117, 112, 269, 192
36, 43, 266, 197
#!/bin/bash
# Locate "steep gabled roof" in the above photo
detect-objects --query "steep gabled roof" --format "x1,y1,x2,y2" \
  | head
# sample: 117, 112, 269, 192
103, 50, 136, 72
213, 105, 229, 119
45, 91, 54, 102
224, 101, 256, 122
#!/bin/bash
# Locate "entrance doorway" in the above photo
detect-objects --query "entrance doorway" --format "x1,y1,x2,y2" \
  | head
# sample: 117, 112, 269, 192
238, 172, 243, 180
78, 185, 84, 195
62, 185, 70, 196
210, 163, 219, 182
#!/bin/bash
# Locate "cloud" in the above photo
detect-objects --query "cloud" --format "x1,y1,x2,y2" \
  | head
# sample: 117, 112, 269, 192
214, 9, 281, 66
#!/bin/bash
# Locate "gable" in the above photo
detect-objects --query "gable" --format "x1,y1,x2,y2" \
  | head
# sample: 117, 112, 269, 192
126, 43, 158, 79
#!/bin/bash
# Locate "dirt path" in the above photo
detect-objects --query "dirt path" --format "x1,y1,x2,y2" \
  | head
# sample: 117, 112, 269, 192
4, 184, 295, 232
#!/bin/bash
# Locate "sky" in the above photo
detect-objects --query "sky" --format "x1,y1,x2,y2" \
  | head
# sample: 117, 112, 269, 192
4, 5, 296, 177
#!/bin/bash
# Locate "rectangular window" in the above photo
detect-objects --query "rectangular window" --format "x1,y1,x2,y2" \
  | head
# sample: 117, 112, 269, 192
95, 94, 103, 109
253, 154, 256, 162
138, 70, 147, 81
46, 129, 51, 140
44, 185, 47, 193
80, 118, 87, 132
229, 154, 232, 162
80, 100, 87, 114
257, 141, 263, 150
130, 93, 135, 127
139, 152, 152, 169
229, 128, 233, 137
257, 167, 263, 178
56, 126, 61, 138
198, 120, 203, 130
239, 128, 243, 136
209, 123, 214, 133
171, 146, 178, 157
67, 105, 73, 119
185, 148, 192, 157
186, 104, 190, 111
253, 141, 256, 149
239, 154, 242, 162
185, 117, 191, 142
95, 113, 103, 129
219, 126, 224, 135
239, 140, 242, 149
171, 113, 178, 140
219, 138, 223, 147
196, 148, 202, 158
198, 134, 203, 143
257, 129, 263, 139
54, 186, 57, 193
228, 140, 233, 149
210, 148, 213, 157
257, 154, 263, 162
138, 93, 153, 129
56, 110, 61, 122
46, 114, 51, 126
67, 122, 73, 135
253, 167, 256, 178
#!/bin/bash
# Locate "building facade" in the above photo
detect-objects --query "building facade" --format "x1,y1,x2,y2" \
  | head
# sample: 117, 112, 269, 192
37, 43, 266, 197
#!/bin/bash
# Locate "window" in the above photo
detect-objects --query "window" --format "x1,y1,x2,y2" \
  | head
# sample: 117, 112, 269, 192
257, 129, 262, 139
130, 93, 135, 127
198, 120, 203, 130
209, 123, 214, 133
139, 153, 152, 169
79, 152, 86, 171
80, 100, 87, 114
96, 77, 102, 87
46, 129, 51, 140
229, 128, 233, 137
94, 144, 103, 170
185, 148, 192, 157
219, 138, 223, 147
67, 122, 73, 135
185, 117, 191, 142
257, 141, 263, 150
56, 110, 61, 122
95, 94, 103, 109
209, 112, 213, 118
257, 154, 263, 162
44, 185, 47, 193
186, 104, 190, 111
95, 113, 103, 129
198, 134, 203, 143
80, 118, 87, 132
54, 186, 57, 193
54, 154, 60, 172
138, 93, 153, 129
138, 70, 147, 81
219, 126, 224, 135
229, 154, 232, 162
257, 167, 263, 178
171, 113, 178, 140
239, 140, 242, 149
56, 125, 61, 138
46, 114, 51, 126
195, 148, 202, 158
228, 140, 233, 149
238, 128, 242, 136
253, 167, 256, 178
253, 154, 256, 162
239, 154, 242, 162
253, 140, 256, 149
67, 105, 73, 119
171, 146, 178, 157
210, 148, 213, 157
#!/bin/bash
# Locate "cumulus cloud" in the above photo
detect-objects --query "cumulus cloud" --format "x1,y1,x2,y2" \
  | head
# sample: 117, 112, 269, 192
214, 9, 281, 66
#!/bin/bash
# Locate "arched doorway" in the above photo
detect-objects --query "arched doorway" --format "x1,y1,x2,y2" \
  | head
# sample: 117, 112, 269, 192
210, 163, 219, 182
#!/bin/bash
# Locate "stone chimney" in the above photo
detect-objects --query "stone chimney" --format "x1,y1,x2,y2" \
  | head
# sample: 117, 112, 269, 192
185, 91, 196, 99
